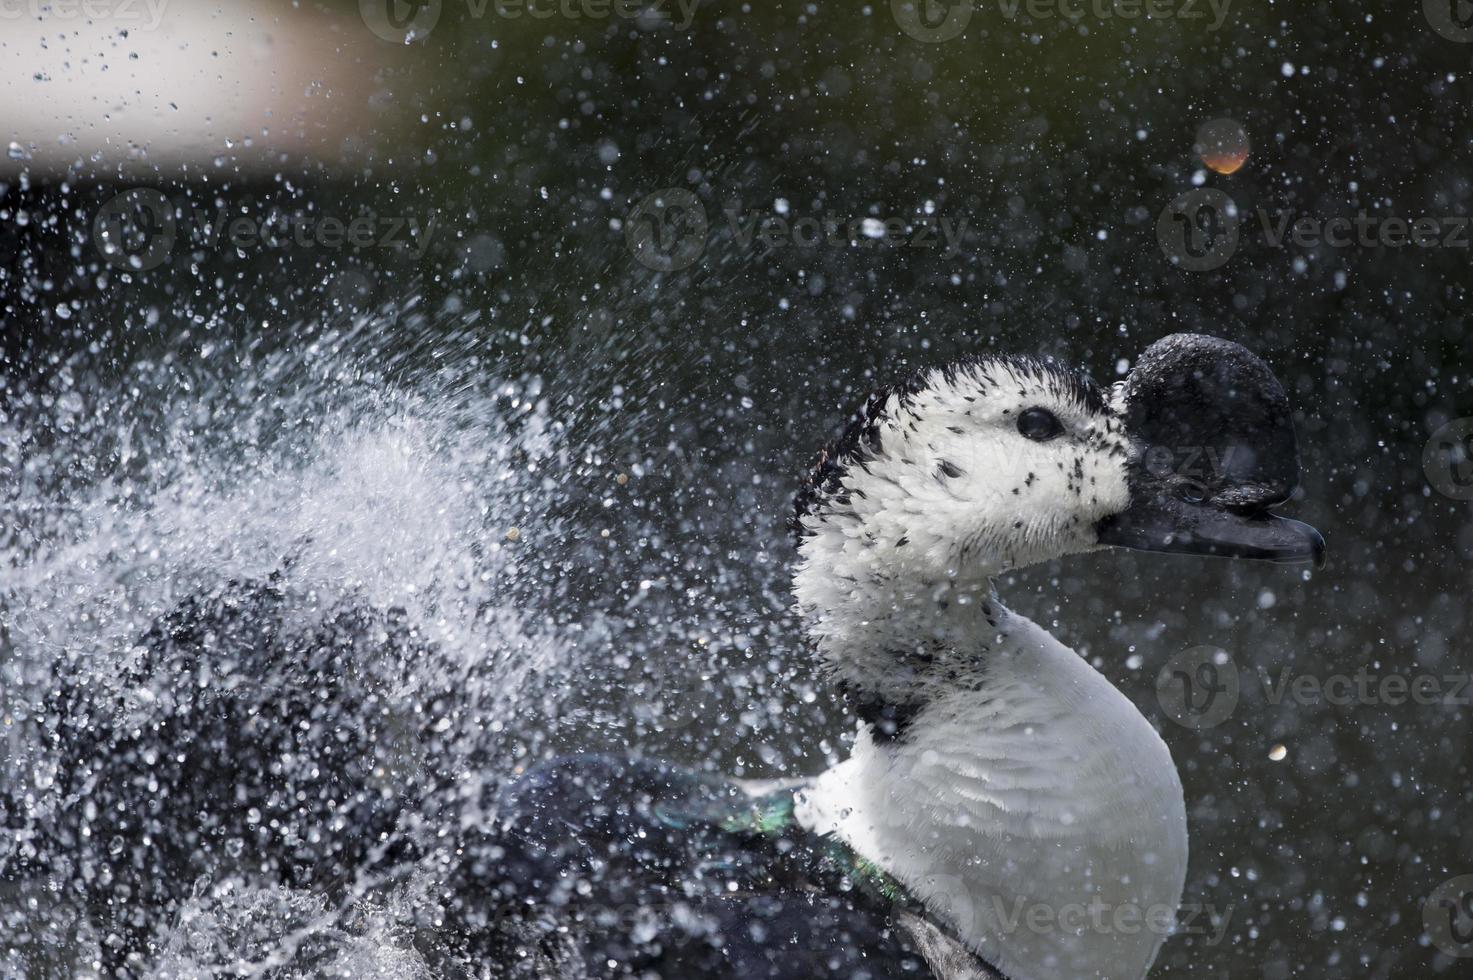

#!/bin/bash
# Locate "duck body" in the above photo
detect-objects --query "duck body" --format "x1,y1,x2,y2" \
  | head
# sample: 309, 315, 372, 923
453, 754, 989, 978
462, 598, 1186, 980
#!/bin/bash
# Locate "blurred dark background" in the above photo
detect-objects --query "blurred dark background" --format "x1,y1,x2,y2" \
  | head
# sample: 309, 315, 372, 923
3, 2, 1473, 977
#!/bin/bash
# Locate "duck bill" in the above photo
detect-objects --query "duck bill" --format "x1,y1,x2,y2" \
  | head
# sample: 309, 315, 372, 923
1097, 495, 1325, 568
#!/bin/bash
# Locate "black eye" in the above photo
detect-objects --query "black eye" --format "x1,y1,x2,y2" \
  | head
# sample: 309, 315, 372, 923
1017, 407, 1064, 442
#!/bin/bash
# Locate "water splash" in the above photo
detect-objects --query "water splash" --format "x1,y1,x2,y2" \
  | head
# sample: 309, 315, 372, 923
0, 317, 580, 975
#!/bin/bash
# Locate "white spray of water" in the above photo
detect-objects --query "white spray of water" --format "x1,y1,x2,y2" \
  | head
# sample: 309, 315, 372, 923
0, 325, 581, 976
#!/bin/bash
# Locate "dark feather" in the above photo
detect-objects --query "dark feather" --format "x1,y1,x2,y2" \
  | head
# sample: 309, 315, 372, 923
445, 754, 987, 978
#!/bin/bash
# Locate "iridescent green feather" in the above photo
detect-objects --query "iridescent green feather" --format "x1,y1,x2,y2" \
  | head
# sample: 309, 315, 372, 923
721, 790, 913, 908
654, 783, 918, 914
718, 792, 796, 836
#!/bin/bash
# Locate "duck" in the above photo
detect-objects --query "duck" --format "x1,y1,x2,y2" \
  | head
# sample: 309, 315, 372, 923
446, 333, 1324, 980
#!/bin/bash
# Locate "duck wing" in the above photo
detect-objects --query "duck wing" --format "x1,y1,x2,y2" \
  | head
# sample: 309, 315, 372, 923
445, 753, 996, 979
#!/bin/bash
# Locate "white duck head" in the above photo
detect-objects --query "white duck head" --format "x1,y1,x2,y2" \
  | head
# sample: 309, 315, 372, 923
791, 333, 1323, 704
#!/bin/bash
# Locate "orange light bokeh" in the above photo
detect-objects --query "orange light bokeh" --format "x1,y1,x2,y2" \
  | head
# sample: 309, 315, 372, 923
1201, 150, 1249, 175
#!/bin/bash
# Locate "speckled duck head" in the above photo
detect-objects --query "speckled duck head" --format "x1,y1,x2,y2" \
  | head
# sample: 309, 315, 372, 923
790, 334, 1323, 700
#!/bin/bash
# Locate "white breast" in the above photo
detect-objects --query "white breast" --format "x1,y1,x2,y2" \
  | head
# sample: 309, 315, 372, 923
796, 609, 1188, 980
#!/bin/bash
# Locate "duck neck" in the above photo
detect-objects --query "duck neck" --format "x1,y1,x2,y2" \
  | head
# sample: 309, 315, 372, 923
794, 540, 1006, 714
795, 593, 1189, 980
